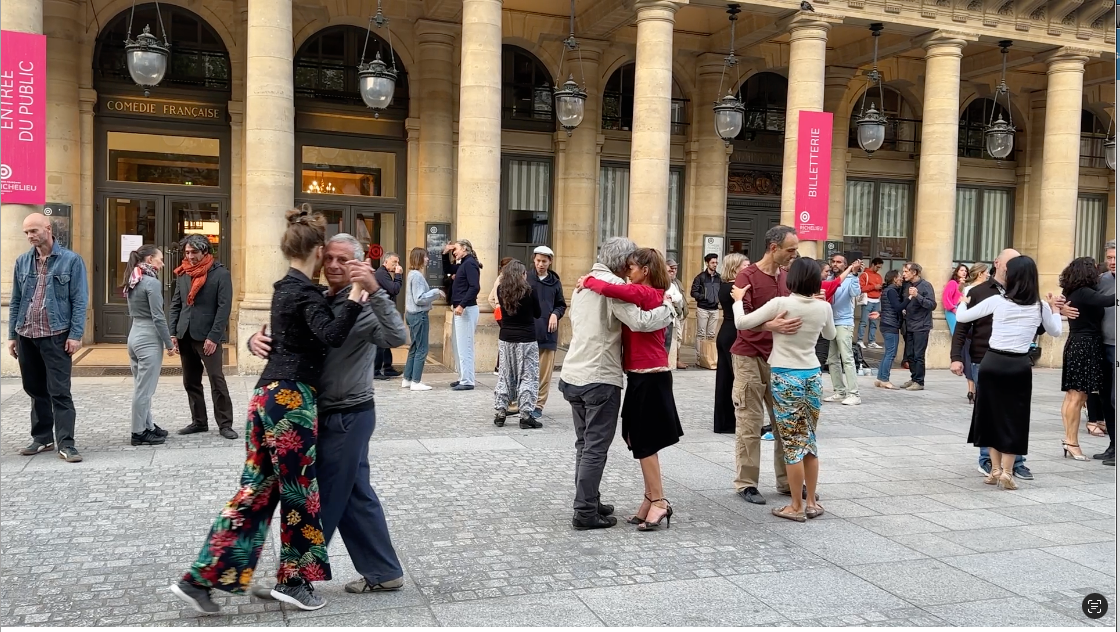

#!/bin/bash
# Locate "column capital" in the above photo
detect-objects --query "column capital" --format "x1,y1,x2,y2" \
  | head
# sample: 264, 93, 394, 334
227, 99, 244, 125
914, 30, 976, 54
777, 11, 843, 37
825, 66, 858, 84
1036, 46, 1094, 69
415, 19, 459, 44
78, 87, 97, 106
633, 0, 686, 20
406, 117, 421, 138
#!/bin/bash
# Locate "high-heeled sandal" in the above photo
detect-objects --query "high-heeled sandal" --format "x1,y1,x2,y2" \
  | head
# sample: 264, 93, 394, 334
1087, 422, 1107, 437
626, 494, 652, 525
1063, 441, 1091, 461
984, 467, 1002, 485
996, 470, 1018, 490
967, 392, 975, 404
637, 498, 672, 531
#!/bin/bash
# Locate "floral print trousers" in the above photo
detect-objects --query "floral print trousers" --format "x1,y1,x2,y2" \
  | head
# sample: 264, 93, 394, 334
770, 368, 823, 465
182, 380, 331, 594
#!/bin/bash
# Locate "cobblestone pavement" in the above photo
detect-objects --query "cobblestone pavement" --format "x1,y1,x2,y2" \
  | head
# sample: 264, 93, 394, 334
0, 366, 1115, 627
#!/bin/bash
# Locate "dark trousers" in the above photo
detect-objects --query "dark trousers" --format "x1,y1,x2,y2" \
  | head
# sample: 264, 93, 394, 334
1105, 345, 1115, 449
560, 380, 622, 520
318, 407, 403, 585
906, 330, 929, 385
374, 347, 394, 372
179, 333, 233, 429
901, 323, 915, 365
18, 333, 76, 449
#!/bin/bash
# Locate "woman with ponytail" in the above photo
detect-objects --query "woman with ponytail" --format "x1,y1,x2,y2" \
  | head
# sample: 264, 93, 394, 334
125, 244, 176, 447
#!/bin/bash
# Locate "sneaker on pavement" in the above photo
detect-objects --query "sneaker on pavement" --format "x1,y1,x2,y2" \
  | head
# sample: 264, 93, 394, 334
345, 576, 405, 593
1012, 464, 1033, 480
572, 514, 617, 530
373, 372, 389, 381
383, 368, 401, 377
450, 381, 460, 388
451, 383, 475, 391
410, 382, 433, 391
271, 582, 326, 611
1105, 458, 1116, 467
152, 425, 169, 437
841, 395, 862, 406
868, 342, 882, 349
978, 460, 992, 476
519, 416, 543, 429
530, 408, 543, 420
219, 427, 239, 440
900, 381, 914, 389
857, 341, 867, 349
177, 423, 208, 435
401, 379, 412, 388
904, 383, 924, 391
737, 487, 767, 505
823, 393, 845, 403
131, 430, 166, 446
58, 446, 83, 463
170, 580, 221, 614
761, 431, 774, 441
18, 441, 53, 456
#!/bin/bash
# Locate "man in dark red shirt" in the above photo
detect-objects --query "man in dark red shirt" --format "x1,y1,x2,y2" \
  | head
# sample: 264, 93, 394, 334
731, 225, 803, 505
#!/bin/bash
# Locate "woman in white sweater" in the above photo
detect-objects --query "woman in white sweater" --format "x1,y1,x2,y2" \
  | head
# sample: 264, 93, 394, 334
731, 257, 836, 522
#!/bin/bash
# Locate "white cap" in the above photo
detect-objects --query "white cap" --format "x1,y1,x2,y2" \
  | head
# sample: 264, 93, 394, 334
533, 245, 555, 258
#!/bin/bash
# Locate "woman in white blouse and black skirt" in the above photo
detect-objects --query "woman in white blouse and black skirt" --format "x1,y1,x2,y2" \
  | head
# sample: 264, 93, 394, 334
956, 255, 1063, 490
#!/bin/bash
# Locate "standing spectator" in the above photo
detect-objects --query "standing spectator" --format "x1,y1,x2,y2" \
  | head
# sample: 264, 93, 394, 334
559, 237, 674, 530
730, 225, 803, 505
494, 260, 543, 429
487, 257, 514, 377
170, 234, 236, 439
691, 253, 722, 367
824, 256, 862, 406
449, 239, 482, 391
8, 213, 89, 463
942, 263, 968, 334
899, 262, 936, 391
857, 258, 884, 348
1057, 257, 1112, 461
714, 253, 749, 434
665, 259, 688, 370
874, 270, 904, 389
125, 244, 176, 446
403, 247, 444, 391
529, 246, 566, 419
373, 252, 403, 380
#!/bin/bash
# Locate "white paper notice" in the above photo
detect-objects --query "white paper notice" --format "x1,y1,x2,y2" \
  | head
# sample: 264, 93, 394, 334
121, 235, 143, 262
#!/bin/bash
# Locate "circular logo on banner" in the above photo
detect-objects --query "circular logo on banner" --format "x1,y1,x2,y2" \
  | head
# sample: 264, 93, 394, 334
429, 226, 438, 234
799, 211, 811, 223
44, 207, 54, 216
0, 164, 11, 180
368, 243, 384, 260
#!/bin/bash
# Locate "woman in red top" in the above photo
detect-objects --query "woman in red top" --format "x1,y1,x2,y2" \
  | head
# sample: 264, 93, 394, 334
578, 248, 683, 531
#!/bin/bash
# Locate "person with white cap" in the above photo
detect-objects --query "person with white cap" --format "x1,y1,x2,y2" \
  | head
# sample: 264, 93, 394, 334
528, 245, 567, 419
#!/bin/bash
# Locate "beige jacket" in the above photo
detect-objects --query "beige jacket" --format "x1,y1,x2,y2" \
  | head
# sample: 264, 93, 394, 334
487, 278, 501, 310
559, 263, 674, 388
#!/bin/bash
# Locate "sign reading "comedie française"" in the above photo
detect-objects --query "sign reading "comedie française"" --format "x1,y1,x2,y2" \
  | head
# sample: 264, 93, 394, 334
100, 96, 225, 121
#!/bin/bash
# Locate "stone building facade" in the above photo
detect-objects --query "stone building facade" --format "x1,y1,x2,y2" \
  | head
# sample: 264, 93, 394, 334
0, 0, 1114, 376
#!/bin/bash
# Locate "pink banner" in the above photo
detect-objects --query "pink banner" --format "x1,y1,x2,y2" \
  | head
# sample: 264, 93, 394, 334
1, 30, 47, 205
794, 110, 833, 240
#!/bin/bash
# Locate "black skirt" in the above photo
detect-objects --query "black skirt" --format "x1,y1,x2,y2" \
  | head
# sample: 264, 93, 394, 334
1062, 334, 1103, 393
968, 349, 1032, 455
714, 321, 737, 433
622, 371, 684, 459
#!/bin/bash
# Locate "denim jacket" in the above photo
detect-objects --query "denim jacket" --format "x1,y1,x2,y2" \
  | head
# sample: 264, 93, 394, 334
9, 241, 89, 341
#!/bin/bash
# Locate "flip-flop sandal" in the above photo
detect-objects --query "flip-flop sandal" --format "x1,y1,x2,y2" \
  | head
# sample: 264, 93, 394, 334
771, 506, 806, 522
806, 505, 825, 519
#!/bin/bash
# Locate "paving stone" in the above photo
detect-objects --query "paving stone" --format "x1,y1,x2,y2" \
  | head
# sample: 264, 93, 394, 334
574, 577, 785, 626
726, 567, 909, 621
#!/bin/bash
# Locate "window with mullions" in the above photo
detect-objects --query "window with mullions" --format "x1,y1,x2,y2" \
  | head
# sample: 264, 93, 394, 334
1075, 194, 1107, 259
595, 163, 684, 259
293, 26, 409, 114
94, 4, 230, 91
958, 99, 1014, 159
953, 186, 1013, 264
848, 87, 921, 154
601, 63, 689, 135
728, 72, 787, 155
502, 46, 554, 131
843, 180, 913, 267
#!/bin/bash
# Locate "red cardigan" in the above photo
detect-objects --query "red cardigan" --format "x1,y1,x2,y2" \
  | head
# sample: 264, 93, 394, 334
582, 277, 668, 371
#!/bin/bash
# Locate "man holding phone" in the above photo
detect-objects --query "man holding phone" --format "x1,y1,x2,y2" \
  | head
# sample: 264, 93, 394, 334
824, 255, 863, 406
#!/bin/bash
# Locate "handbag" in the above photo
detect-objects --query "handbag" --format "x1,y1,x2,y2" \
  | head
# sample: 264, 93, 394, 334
494, 305, 502, 321
698, 338, 718, 369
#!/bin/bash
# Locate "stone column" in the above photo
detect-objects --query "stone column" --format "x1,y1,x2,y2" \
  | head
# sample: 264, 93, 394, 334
684, 55, 732, 280
454, 0, 502, 292
627, 0, 683, 252
912, 33, 970, 287
78, 88, 95, 339
554, 46, 602, 289
1036, 49, 1090, 293
415, 20, 458, 249
824, 68, 856, 245
237, 0, 295, 373
777, 13, 835, 258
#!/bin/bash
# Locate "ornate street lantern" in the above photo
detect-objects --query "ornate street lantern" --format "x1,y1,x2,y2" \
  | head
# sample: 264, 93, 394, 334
553, 0, 588, 135
123, 1, 170, 97
854, 24, 887, 155
984, 41, 1017, 161
713, 4, 745, 145
1105, 137, 1116, 171
357, 0, 399, 118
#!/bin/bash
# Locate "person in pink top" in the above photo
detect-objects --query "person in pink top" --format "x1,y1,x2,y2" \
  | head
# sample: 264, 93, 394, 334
942, 263, 968, 333
578, 247, 682, 531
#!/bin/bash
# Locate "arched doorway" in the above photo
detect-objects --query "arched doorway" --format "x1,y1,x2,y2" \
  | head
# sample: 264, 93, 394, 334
92, 4, 232, 343
293, 25, 408, 277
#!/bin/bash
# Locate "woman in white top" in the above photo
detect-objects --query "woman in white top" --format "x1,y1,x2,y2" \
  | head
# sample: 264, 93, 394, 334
957, 255, 1062, 490
731, 258, 836, 522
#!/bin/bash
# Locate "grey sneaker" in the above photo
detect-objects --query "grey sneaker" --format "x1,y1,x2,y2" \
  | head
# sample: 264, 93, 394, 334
344, 576, 405, 593
900, 381, 915, 389
904, 383, 924, 391
1012, 464, 1033, 480
169, 580, 221, 614
57, 446, 83, 462
18, 441, 53, 456
271, 582, 326, 611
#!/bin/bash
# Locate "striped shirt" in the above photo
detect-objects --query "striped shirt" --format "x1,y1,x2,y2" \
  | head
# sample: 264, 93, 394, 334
16, 255, 64, 339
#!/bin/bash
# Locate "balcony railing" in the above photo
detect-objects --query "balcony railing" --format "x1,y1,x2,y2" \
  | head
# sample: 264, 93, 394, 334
602, 93, 689, 135
1080, 132, 1110, 169
848, 117, 922, 154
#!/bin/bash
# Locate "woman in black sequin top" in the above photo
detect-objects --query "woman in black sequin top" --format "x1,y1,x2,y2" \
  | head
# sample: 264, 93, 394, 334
173, 207, 372, 613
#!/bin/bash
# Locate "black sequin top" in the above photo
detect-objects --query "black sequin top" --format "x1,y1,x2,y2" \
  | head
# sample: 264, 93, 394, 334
257, 269, 362, 389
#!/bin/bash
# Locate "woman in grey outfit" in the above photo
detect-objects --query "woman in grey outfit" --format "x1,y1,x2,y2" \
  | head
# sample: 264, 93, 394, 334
126, 244, 176, 446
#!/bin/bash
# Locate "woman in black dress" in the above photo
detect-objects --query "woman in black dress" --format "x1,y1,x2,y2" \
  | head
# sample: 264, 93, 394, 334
1058, 256, 1112, 461
714, 253, 749, 434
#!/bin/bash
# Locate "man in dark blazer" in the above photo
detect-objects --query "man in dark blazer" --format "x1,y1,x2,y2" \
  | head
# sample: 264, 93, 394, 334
169, 234, 236, 439
373, 252, 403, 379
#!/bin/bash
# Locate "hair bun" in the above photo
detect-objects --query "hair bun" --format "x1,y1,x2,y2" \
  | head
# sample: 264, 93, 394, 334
285, 204, 315, 226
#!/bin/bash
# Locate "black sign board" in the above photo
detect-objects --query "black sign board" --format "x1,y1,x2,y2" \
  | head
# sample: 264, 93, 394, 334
425, 222, 451, 286
44, 203, 72, 250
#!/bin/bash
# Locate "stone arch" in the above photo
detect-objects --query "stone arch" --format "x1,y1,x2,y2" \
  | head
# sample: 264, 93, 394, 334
600, 60, 689, 133
292, 17, 416, 80
292, 24, 411, 118
959, 92, 1026, 130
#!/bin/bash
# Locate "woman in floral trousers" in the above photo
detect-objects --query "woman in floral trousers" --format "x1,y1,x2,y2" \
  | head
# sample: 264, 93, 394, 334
171, 208, 369, 614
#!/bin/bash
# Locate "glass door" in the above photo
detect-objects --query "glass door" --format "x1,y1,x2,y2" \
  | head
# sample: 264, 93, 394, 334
303, 203, 400, 306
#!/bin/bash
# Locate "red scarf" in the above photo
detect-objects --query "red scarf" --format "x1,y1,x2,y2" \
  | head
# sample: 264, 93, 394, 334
174, 254, 213, 305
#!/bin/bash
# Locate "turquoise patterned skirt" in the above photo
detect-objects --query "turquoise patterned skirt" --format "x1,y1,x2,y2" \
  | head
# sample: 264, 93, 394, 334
769, 368, 823, 465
